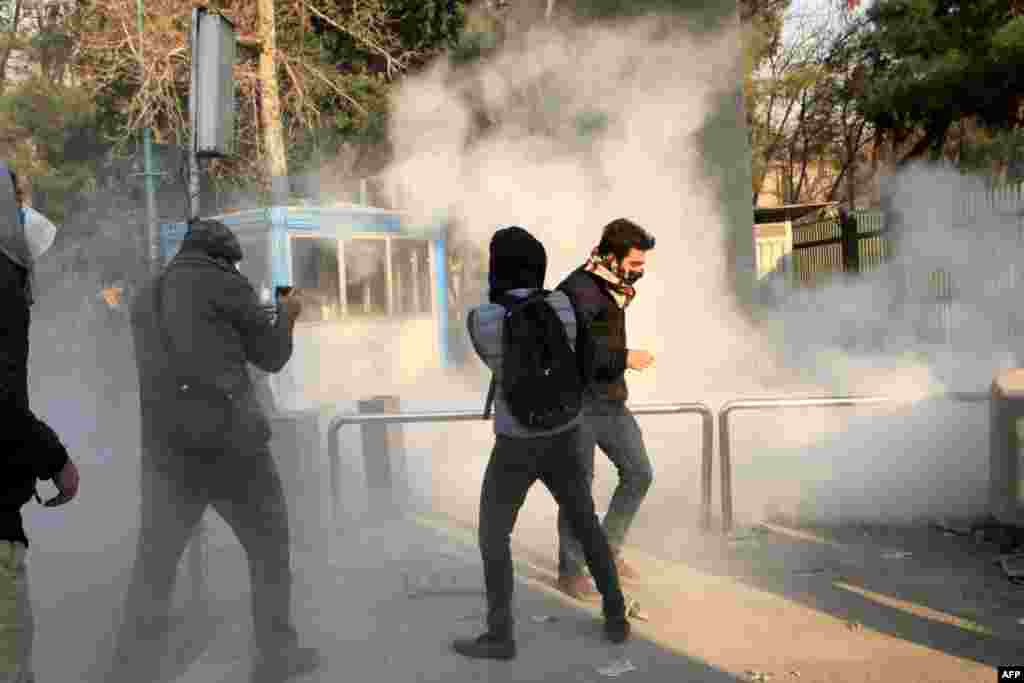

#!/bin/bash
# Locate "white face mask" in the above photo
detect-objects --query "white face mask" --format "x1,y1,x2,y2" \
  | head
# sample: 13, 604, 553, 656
22, 207, 57, 260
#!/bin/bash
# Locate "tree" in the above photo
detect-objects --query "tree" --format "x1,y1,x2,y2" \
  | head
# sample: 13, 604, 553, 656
72, 0, 466, 196
257, 0, 288, 204
745, 0, 879, 207
853, 0, 1024, 166
0, 0, 101, 223
0, 76, 98, 223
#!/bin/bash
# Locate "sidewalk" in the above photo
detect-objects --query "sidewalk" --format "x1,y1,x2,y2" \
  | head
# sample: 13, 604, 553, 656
171, 515, 739, 683
167, 507, 1018, 683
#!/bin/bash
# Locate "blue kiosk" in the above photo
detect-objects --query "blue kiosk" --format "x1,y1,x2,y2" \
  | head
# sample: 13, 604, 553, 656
159, 204, 451, 408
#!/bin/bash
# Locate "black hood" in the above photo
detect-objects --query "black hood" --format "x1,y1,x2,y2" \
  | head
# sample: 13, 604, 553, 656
488, 226, 547, 303
180, 219, 243, 265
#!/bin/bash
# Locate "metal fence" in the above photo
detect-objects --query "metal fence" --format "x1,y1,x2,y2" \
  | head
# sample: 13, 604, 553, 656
327, 402, 717, 531
716, 392, 989, 533
317, 390, 1006, 544
792, 210, 889, 287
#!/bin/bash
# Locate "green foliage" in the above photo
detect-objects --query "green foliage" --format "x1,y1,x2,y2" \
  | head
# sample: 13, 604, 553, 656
855, 0, 1024, 158
992, 15, 1024, 59
574, 109, 609, 141
448, 26, 498, 66
390, 0, 466, 54
0, 78, 99, 222
307, 0, 465, 72
960, 128, 1024, 183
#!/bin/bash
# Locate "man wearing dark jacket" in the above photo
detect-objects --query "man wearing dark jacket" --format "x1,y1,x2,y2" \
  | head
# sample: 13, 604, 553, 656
555, 218, 656, 599
1, 164, 79, 683
453, 226, 629, 661
108, 219, 319, 683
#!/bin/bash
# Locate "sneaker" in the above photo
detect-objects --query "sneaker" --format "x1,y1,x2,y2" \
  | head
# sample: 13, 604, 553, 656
615, 554, 640, 583
604, 616, 631, 644
452, 632, 517, 660
557, 575, 600, 601
251, 645, 323, 682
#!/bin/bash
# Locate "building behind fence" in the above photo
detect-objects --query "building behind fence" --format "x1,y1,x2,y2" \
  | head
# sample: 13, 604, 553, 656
754, 181, 1024, 349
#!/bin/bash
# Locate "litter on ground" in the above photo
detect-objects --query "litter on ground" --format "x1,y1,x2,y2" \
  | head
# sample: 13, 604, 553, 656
597, 659, 638, 677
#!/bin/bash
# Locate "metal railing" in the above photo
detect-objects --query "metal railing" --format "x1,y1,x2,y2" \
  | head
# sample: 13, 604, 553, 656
327, 401, 717, 530
717, 391, 990, 533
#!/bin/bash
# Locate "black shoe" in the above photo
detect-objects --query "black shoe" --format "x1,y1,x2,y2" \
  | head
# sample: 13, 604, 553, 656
452, 632, 517, 660
251, 645, 323, 682
604, 616, 631, 644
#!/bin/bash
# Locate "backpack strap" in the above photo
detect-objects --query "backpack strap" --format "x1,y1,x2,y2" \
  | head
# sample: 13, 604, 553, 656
483, 377, 497, 420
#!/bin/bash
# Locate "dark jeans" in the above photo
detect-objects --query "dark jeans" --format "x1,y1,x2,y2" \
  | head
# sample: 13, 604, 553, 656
558, 399, 653, 579
479, 427, 625, 637
109, 441, 296, 679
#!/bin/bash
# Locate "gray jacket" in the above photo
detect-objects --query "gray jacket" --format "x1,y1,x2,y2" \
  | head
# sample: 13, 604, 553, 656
467, 288, 582, 438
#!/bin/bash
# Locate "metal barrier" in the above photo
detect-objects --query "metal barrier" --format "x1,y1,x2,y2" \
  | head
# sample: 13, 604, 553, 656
717, 391, 990, 533
327, 401, 717, 530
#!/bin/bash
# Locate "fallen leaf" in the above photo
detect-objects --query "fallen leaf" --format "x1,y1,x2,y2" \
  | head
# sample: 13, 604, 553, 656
597, 659, 637, 677
881, 551, 912, 560
530, 615, 559, 623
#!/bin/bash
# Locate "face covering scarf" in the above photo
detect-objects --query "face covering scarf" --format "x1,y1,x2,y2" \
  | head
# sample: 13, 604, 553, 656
582, 247, 640, 309
23, 207, 56, 261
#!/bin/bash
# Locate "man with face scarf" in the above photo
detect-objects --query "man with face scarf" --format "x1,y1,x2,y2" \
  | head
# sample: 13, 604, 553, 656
554, 218, 656, 600
453, 226, 629, 660
108, 219, 319, 683
0, 164, 79, 683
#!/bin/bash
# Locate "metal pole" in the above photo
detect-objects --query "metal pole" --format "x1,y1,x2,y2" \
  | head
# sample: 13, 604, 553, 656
184, 6, 205, 611
188, 9, 202, 220
716, 392, 990, 534
326, 402, 714, 530
136, 0, 160, 272
718, 408, 732, 533
385, 236, 394, 316
700, 404, 715, 532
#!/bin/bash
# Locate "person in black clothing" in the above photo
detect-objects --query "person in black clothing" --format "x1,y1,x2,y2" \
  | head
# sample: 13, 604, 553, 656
453, 226, 629, 661
107, 220, 318, 683
555, 218, 656, 599
1, 164, 79, 683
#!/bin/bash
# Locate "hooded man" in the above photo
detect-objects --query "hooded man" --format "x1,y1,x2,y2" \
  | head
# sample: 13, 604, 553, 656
108, 219, 319, 683
555, 218, 656, 599
454, 226, 629, 661
1, 164, 79, 683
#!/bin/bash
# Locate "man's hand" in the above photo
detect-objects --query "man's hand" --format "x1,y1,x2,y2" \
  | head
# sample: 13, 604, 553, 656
44, 460, 79, 508
626, 349, 655, 371
277, 289, 303, 321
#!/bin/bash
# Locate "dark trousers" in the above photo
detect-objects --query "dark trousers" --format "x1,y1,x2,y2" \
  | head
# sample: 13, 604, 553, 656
478, 426, 625, 637
558, 399, 653, 578
110, 442, 296, 678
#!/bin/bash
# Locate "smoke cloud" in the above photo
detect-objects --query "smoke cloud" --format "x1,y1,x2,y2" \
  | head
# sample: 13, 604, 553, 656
19, 8, 1024, 681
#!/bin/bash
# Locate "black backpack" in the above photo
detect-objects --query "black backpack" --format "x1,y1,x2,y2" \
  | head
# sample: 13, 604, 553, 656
483, 290, 584, 431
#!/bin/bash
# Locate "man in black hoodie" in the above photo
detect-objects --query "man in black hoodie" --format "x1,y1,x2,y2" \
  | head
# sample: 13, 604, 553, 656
1, 164, 79, 683
108, 220, 319, 683
453, 226, 629, 660
555, 218, 656, 599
